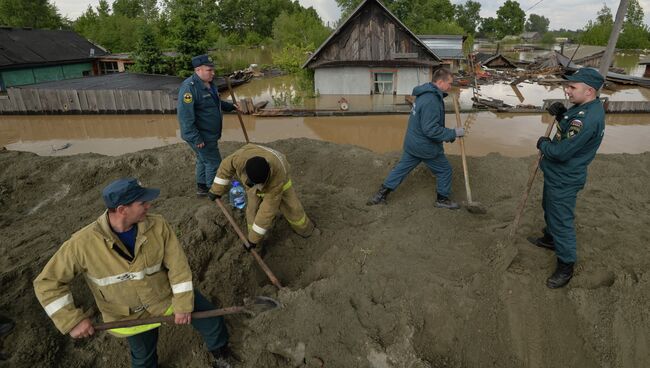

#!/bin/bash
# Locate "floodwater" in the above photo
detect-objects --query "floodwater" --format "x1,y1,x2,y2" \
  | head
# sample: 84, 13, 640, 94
2, 49, 649, 158
1, 111, 649, 157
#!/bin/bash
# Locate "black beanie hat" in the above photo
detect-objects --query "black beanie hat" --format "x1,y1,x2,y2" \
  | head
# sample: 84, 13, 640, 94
245, 156, 270, 184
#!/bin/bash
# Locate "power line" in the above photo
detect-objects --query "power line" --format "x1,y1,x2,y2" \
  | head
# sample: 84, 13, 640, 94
525, 0, 546, 12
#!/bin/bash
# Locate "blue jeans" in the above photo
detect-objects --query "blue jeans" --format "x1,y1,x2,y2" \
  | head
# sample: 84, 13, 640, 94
383, 151, 453, 198
542, 181, 581, 263
126, 290, 229, 368
187, 141, 222, 187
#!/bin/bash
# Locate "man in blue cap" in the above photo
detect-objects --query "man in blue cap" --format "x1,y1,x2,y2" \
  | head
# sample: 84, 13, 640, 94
178, 54, 240, 197
531, 67, 606, 289
34, 178, 235, 368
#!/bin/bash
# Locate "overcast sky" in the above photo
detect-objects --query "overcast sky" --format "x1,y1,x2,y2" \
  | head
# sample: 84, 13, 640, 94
52, 0, 650, 31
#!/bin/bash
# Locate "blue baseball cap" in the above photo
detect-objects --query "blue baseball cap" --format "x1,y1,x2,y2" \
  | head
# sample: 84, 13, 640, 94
191, 54, 214, 68
102, 178, 160, 209
562, 67, 604, 90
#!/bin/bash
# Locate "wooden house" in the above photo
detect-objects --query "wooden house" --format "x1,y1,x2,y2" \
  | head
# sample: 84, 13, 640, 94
475, 53, 517, 69
302, 0, 441, 95
0, 27, 108, 91
639, 59, 650, 78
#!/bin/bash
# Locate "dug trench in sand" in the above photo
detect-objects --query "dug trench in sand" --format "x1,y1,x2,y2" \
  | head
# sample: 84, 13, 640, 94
0, 139, 649, 367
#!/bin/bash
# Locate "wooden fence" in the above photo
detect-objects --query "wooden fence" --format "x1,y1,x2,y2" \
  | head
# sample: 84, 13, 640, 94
0, 88, 177, 114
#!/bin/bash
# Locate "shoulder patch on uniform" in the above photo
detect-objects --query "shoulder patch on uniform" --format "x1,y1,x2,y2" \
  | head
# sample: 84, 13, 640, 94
568, 119, 582, 138
570, 119, 583, 127
183, 92, 192, 104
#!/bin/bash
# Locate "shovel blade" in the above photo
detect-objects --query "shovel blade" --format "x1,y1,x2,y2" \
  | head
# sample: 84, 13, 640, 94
243, 296, 282, 316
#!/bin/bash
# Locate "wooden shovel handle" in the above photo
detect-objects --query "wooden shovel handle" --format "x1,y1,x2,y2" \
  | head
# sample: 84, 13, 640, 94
225, 76, 250, 143
509, 117, 556, 237
94, 306, 245, 331
453, 94, 473, 203
214, 198, 283, 289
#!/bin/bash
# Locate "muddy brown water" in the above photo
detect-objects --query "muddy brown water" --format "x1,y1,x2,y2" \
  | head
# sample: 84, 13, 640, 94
1, 111, 649, 157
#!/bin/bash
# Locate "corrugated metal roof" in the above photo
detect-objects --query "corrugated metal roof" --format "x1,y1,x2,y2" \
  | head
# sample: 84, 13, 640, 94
419, 35, 465, 60
0, 28, 108, 69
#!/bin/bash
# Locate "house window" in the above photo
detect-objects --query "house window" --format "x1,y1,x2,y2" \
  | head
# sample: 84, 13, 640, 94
373, 72, 394, 94
100, 61, 120, 74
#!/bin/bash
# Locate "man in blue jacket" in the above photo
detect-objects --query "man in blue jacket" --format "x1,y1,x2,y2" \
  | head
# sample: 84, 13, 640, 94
531, 67, 605, 289
177, 54, 239, 197
367, 68, 464, 209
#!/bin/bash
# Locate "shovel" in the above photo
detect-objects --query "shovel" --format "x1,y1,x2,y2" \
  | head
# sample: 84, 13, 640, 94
225, 76, 250, 143
94, 296, 280, 331
452, 94, 486, 214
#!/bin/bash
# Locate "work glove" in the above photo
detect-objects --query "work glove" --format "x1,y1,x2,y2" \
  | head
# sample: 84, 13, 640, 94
536, 136, 551, 150
207, 192, 221, 201
546, 102, 567, 122
244, 242, 256, 252
454, 127, 465, 137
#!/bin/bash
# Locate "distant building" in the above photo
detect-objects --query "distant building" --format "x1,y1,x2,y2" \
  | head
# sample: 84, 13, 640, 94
520, 32, 542, 42
639, 59, 650, 78
0, 27, 109, 91
474, 53, 517, 69
302, 0, 440, 95
418, 35, 466, 72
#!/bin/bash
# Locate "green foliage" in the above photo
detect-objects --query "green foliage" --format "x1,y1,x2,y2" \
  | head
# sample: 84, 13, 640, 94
454, 0, 481, 35
617, 25, 650, 49
478, 17, 498, 38
625, 0, 645, 28
580, 1, 650, 49
217, 0, 301, 39
0, 0, 66, 29
272, 44, 312, 73
525, 14, 549, 33
74, 3, 142, 52
540, 32, 556, 45
131, 23, 168, 74
496, 0, 525, 38
272, 8, 331, 48
167, 0, 210, 76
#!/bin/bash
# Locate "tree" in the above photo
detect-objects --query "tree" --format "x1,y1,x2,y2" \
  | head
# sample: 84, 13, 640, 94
272, 7, 331, 48
0, 0, 65, 29
525, 14, 549, 33
625, 0, 644, 27
478, 17, 498, 38
454, 0, 481, 35
167, 0, 209, 76
495, 0, 525, 38
73, 1, 141, 52
131, 23, 167, 74
216, 0, 300, 41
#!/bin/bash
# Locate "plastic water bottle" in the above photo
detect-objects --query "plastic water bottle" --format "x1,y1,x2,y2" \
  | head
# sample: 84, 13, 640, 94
229, 181, 246, 209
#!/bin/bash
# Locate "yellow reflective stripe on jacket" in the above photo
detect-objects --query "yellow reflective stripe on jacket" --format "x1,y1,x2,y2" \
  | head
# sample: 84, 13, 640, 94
282, 179, 292, 191
257, 179, 292, 198
287, 214, 307, 227
110, 305, 174, 337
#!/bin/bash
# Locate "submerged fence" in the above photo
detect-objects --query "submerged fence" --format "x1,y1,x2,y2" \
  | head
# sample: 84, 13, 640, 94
0, 88, 177, 114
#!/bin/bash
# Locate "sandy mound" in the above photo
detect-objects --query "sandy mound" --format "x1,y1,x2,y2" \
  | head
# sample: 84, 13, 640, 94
0, 139, 649, 368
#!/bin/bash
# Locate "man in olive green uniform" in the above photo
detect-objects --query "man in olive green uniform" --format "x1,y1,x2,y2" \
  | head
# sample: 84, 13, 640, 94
531, 68, 605, 289
34, 178, 234, 368
208, 144, 317, 249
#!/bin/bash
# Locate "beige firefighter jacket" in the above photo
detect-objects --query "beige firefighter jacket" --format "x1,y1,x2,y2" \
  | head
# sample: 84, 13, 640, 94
210, 143, 291, 243
33, 212, 194, 335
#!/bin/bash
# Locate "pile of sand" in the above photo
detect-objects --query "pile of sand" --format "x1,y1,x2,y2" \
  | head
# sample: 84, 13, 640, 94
0, 139, 648, 368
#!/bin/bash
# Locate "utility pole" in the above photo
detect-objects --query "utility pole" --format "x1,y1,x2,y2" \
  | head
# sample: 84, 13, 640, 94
599, 0, 629, 77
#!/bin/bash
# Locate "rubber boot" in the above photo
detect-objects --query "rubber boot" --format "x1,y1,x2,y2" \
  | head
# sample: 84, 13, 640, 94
546, 259, 574, 289
211, 346, 239, 368
434, 193, 460, 210
527, 229, 555, 250
197, 183, 209, 197
367, 185, 391, 206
